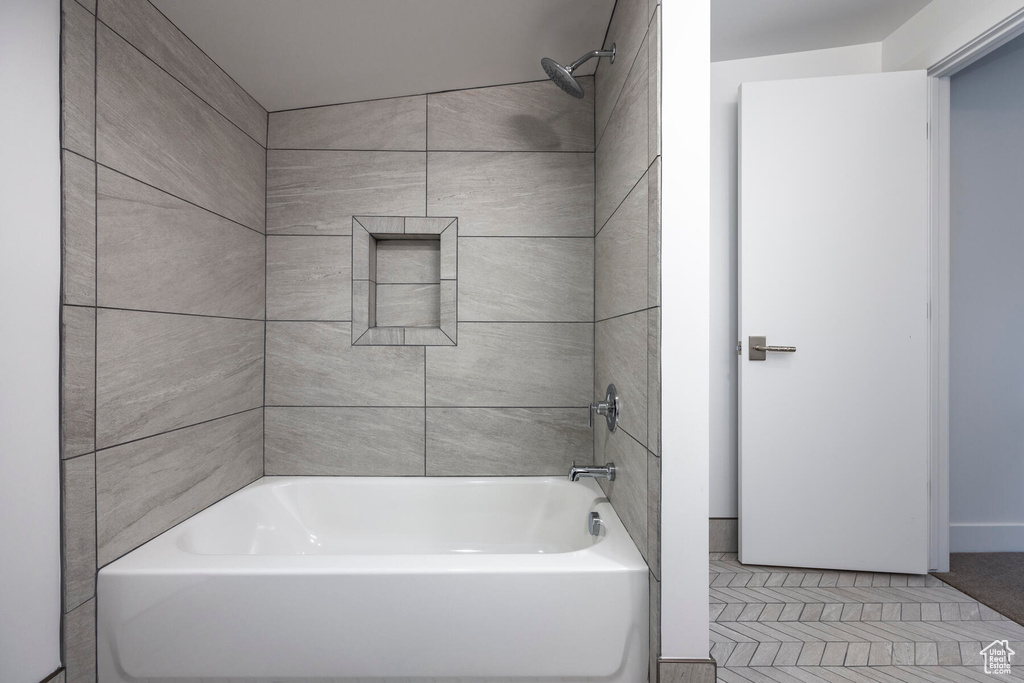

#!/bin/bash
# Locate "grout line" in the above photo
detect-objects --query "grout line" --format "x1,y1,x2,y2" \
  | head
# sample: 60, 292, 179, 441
92, 7, 99, 677
424, 95, 429, 216
596, 306, 659, 324
457, 235, 595, 240
93, 406, 263, 454
448, 320, 593, 325
92, 305, 264, 322
595, 156, 659, 238
267, 75, 594, 114
62, 450, 95, 462
263, 113, 268, 478
423, 345, 427, 476
277, 317, 594, 326
96, 15, 265, 148
262, 233, 596, 240
592, 34, 598, 471
267, 405, 594, 410
261, 472, 579, 479
95, 162, 264, 236
374, 282, 441, 287
456, 319, 595, 324
268, 147, 594, 154
60, 146, 94, 166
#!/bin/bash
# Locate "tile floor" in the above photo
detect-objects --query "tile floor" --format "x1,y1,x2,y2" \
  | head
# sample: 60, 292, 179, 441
710, 552, 1024, 682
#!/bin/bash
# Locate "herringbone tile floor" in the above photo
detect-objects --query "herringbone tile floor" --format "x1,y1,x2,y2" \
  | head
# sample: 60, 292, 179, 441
709, 552, 1024, 682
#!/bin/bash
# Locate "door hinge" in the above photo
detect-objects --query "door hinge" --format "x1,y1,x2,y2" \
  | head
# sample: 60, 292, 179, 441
737, 340, 742, 355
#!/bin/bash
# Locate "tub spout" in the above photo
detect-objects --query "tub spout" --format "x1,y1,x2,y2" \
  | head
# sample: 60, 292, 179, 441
569, 461, 616, 482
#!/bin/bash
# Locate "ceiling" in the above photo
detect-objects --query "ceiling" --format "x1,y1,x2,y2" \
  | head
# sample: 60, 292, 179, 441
711, 0, 933, 62
150, 0, 615, 112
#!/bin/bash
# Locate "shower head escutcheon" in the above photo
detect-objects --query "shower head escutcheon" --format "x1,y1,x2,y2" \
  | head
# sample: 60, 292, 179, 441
540, 44, 615, 98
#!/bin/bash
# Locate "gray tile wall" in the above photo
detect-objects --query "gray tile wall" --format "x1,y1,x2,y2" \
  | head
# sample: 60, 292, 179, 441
58, 3, 267, 679
593, 1, 662, 680
266, 78, 596, 477
57, 5, 652, 680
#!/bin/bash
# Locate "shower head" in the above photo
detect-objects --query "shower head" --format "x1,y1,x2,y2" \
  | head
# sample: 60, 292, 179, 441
540, 44, 616, 99
542, 57, 585, 98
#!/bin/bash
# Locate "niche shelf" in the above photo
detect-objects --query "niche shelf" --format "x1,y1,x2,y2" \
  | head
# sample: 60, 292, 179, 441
352, 216, 457, 346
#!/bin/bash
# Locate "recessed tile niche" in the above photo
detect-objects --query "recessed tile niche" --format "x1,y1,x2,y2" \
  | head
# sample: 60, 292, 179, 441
352, 216, 457, 346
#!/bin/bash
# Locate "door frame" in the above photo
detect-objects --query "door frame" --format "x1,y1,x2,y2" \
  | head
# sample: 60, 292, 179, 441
926, 9, 1024, 572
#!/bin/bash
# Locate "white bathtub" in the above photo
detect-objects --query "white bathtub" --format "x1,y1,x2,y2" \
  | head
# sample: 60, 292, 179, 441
98, 476, 649, 683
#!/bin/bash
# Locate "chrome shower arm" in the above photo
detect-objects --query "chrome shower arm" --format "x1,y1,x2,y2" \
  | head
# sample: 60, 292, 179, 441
566, 45, 616, 73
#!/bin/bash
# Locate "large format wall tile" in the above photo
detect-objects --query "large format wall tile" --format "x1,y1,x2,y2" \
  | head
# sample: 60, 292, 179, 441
458, 237, 593, 322
649, 7, 661, 164
426, 408, 591, 475
265, 407, 424, 475
596, 32, 649, 230
595, 170, 649, 320
63, 454, 96, 612
648, 307, 661, 456
595, 425, 649, 562
99, 0, 267, 145
98, 168, 266, 319
269, 96, 426, 150
649, 158, 661, 307
427, 152, 593, 236
267, 150, 426, 234
97, 25, 266, 231
649, 574, 661, 680
595, 0, 651, 146
62, 151, 96, 306
596, 310, 648, 447
61, 0, 94, 159
62, 306, 95, 458
97, 410, 262, 565
267, 236, 350, 320
64, 598, 95, 683
96, 310, 263, 448
427, 79, 594, 152
265, 322, 424, 406
648, 451, 661, 578
426, 323, 592, 407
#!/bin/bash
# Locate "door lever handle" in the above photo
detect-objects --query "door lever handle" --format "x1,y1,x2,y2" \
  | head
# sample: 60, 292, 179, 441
749, 336, 796, 361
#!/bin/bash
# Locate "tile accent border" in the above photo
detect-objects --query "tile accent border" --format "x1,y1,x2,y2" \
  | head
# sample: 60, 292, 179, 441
352, 216, 457, 346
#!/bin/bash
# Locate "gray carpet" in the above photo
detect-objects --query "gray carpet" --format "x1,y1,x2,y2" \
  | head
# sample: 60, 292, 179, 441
932, 553, 1024, 626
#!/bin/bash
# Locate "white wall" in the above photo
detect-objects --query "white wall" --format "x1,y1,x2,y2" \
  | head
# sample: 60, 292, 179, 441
709, 43, 882, 517
948, 34, 1024, 552
661, 0, 712, 660
0, 0, 63, 680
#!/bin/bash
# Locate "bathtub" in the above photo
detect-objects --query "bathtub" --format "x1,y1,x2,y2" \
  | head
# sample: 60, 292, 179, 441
98, 476, 649, 682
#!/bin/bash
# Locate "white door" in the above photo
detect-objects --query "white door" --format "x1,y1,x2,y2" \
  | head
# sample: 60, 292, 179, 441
738, 71, 930, 574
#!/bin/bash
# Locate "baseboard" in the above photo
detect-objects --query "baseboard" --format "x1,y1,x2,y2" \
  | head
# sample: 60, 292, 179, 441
710, 518, 738, 553
950, 523, 1024, 552
659, 658, 716, 683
